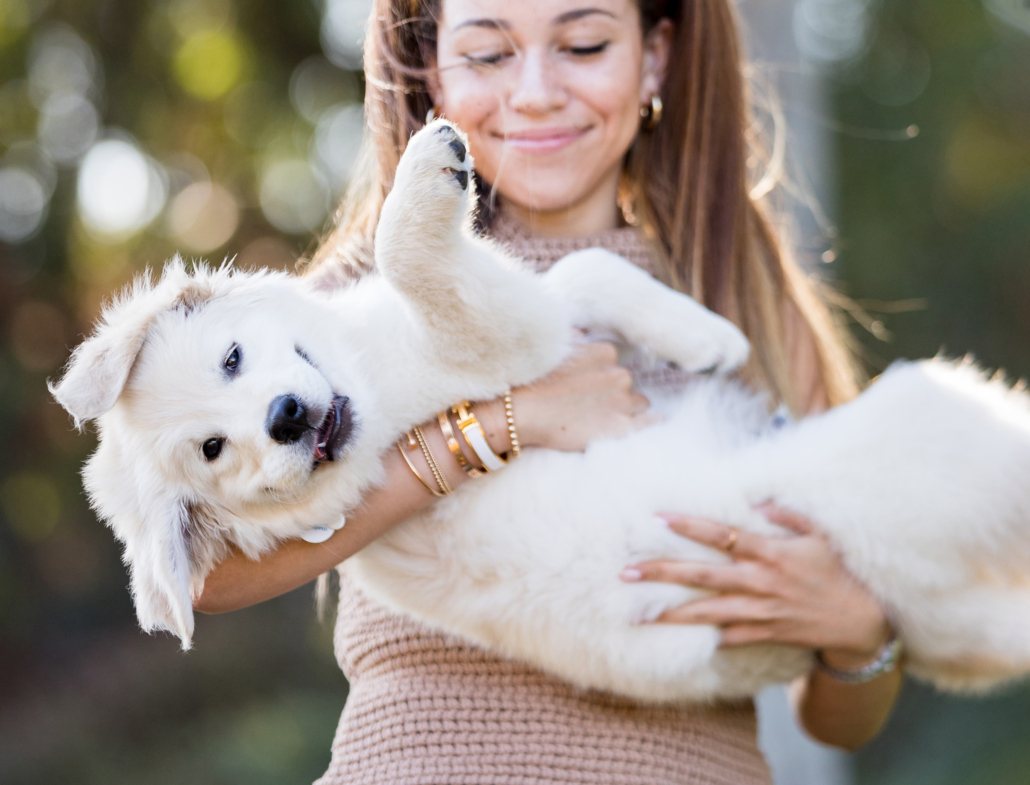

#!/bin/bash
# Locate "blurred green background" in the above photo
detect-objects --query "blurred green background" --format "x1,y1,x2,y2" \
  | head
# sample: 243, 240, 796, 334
0, 1, 1027, 783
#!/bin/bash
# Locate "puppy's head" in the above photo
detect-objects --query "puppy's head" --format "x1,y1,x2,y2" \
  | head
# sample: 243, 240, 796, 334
52, 259, 367, 648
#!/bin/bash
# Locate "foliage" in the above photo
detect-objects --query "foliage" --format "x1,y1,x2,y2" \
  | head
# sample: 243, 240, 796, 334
0, 0, 1027, 783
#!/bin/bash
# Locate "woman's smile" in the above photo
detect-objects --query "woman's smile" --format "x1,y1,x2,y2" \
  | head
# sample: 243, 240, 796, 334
495, 125, 593, 153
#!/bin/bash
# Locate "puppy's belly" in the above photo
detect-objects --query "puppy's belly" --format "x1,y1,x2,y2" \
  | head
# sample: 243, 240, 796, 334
346, 400, 810, 701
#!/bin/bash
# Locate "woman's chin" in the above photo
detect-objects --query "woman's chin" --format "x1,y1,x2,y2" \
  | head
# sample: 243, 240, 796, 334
489, 175, 602, 215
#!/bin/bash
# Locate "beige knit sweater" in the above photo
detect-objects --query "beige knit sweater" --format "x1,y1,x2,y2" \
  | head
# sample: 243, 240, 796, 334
314, 220, 773, 785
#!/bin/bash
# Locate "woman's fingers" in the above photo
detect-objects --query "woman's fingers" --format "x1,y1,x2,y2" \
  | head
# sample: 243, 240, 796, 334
623, 558, 768, 594
659, 513, 774, 561
718, 624, 780, 647
754, 502, 816, 535
655, 595, 783, 626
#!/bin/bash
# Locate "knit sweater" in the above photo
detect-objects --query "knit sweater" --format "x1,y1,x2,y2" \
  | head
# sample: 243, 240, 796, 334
314, 220, 773, 785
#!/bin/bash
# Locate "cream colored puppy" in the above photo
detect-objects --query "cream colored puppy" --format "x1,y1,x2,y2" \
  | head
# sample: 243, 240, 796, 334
54, 120, 1030, 703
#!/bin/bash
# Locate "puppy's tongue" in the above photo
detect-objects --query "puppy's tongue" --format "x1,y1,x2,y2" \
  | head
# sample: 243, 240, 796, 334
314, 404, 337, 463
314, 395, 349, 463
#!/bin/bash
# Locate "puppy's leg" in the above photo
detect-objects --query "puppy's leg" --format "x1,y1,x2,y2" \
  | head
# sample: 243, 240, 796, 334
374, 120, 568, 383
374, 120, 475, 307
899, 586, 1030, 692
542, 248, 751, 374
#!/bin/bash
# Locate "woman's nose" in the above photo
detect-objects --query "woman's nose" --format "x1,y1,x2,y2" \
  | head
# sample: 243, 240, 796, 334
508, 47, 566, 115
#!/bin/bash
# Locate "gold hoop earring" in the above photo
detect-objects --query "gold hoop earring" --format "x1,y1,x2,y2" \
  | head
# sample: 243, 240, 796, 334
426, 106, 439, 124
640, 94, 663, 130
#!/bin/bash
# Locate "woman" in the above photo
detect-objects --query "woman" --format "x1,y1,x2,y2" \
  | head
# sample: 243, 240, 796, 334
196, 0, 902, 781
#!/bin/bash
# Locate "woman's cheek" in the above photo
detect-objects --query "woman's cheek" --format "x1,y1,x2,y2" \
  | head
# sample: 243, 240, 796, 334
438, 77, 502, 167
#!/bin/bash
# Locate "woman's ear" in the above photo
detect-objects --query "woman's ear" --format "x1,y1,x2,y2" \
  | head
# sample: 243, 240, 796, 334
640, 18, 674, 103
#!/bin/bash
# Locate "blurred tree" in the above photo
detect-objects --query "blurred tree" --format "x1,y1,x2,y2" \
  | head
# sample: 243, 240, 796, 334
0, 1, 1027, 783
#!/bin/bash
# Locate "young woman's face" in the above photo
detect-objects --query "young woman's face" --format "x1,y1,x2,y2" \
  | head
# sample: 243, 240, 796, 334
434, 0, 668, 216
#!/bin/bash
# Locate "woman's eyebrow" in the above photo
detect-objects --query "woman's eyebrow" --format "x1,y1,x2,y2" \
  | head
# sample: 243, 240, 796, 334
451, 8, 615, 32
452, 18, 512, 32
553, 8, 617, 25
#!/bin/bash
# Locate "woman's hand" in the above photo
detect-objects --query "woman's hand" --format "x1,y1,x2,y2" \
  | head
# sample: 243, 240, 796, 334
622, 505, 890, 666
506, 341, 655, 452
621, 505, 902, 750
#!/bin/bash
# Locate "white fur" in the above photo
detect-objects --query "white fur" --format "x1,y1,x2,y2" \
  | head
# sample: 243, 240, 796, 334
53, 121, 1030, 702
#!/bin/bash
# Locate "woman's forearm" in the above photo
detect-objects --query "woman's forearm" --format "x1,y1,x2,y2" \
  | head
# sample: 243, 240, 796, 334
790, 649, 903, 751
194, 343, 649, 613
194, 401, 508, 613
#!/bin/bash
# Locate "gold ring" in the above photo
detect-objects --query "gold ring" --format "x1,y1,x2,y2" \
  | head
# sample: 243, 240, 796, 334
724, 527, 739, 553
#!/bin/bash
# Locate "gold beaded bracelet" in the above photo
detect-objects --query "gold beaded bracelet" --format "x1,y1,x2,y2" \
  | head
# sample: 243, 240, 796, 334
413, 424, 452, 495
397, 432, 444, 497
503, 389, 521, 459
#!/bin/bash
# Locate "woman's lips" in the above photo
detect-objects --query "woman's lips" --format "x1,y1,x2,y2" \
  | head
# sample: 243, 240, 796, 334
498, 127, 589, 153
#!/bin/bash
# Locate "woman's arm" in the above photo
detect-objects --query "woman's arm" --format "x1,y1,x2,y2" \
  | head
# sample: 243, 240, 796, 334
621, 304, 900, 750
195, 341, 651, 613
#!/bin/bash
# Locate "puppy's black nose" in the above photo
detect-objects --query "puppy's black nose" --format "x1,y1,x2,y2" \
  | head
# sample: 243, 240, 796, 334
267, 395, 309, 444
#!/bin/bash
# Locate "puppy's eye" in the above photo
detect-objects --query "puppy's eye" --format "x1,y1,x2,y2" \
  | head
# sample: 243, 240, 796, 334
202, 438, 224, 461
224, 345, 241, 373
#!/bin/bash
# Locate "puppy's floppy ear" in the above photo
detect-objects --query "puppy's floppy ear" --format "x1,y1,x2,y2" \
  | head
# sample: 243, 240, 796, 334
121, 488, 197, 650
49, 257, 216, 428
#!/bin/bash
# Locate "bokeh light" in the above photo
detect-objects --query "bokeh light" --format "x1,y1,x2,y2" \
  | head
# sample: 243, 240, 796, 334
173, 29, 247, 100
794, 0, 874, 63
986, 0, 1030, 34
76, 138, 167, 239
312, 103, 364, 193
0, 165, 48, 241
37, 92, 99, 162
289, 56, 359, 124
259, 158, 329, 234
167, 181, 240, 252
320, 0, 372, 69
27, 22, 99, 106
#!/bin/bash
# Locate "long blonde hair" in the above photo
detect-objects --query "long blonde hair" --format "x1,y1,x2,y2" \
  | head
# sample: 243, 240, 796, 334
304, 0, 861, 411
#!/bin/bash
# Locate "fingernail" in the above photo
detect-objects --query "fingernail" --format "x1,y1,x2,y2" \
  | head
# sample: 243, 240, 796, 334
655, 514, 673, 528
620, 568, 643, 582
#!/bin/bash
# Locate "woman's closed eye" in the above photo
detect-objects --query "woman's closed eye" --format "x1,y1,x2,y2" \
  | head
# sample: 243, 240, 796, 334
565, 41, 609, 57
463, 48, 513, 67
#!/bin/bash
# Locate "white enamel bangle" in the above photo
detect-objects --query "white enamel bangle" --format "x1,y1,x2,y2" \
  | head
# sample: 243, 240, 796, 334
452, 401, 507, 472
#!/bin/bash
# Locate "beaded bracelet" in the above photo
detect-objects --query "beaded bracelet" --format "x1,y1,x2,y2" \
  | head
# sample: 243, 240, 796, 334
397, 431, 445, 497
503, 389, 521, 459
413, 424, 452, 495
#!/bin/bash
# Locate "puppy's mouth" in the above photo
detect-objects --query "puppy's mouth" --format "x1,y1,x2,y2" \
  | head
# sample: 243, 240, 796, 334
313, 395, 353, 466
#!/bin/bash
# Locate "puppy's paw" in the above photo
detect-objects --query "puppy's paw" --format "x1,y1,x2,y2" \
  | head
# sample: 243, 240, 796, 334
396, 119, 475, 198
647, 306, 750, 376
